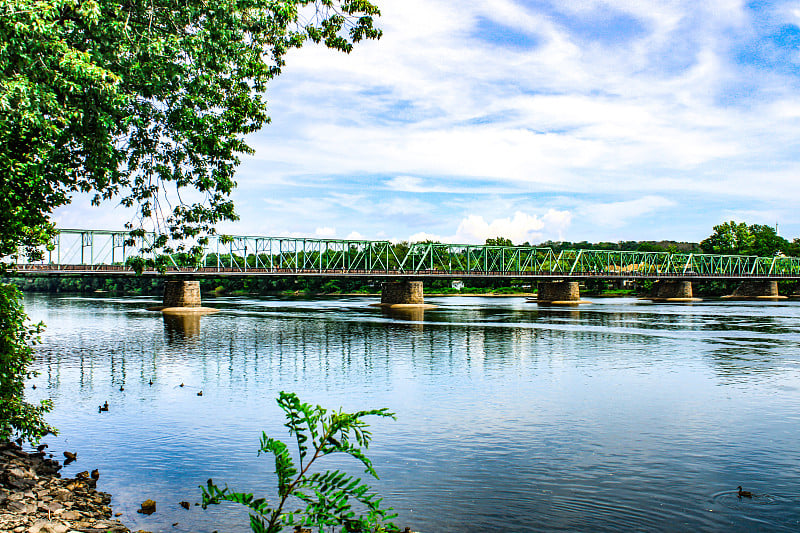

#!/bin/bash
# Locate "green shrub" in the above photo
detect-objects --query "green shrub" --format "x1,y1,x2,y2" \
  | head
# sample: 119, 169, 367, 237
202, 392, 397, 533
0, 283, 55, 444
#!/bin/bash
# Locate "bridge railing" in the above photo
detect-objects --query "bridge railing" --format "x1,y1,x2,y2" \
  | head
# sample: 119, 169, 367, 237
9, 229, 800, 279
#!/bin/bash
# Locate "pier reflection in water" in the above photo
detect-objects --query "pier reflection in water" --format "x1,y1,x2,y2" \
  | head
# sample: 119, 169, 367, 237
23, 295, 800, 533
163, 312, 202, 340
380, 305, 426, 323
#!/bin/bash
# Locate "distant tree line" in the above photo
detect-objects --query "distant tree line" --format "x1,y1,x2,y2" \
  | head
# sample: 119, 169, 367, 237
3, 274, 533, 297
486, 220, 798, 257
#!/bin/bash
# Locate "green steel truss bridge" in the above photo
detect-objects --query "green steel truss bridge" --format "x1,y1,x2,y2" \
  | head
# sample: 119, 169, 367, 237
10, 228, 800, 280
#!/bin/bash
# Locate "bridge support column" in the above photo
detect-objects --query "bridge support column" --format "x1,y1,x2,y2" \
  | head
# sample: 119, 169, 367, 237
164, 280, 202, 307
536, 281, 589, 305
148, 280, 217, 314
648, 280, 699, 302
380, 281, 425, 306
724, 280, 786, 300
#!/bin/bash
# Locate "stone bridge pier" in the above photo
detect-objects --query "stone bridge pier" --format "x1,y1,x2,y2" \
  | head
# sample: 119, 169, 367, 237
378, 281, 434, 308
648, 280, 699, 302
149, 280, 217, 314
163, 280, 202, 307
535, 281, 589, 305
724, 280, 786, 300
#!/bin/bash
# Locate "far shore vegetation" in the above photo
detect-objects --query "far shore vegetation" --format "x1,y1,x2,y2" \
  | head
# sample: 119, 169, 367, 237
8, 273, 798, 299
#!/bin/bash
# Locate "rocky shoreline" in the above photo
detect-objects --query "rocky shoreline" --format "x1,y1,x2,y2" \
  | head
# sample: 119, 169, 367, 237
0, 441, 132, 533
2, 440, 416, 533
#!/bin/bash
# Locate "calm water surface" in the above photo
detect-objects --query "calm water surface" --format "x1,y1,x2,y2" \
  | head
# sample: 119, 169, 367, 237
24, 294, 800, 532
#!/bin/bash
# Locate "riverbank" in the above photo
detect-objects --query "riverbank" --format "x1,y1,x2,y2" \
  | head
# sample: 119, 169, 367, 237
343, 291, 536, 297
0, 440, 131, 533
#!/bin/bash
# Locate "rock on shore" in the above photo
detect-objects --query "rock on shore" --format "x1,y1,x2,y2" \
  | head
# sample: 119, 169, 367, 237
0, 441, 131, 533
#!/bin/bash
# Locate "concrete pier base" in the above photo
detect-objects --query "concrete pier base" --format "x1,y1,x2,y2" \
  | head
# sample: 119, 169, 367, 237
148, 280, 218, 314
723, 280, 786, 300
647, 280, 700, 302
534, 281, 590, 305
373, 281, 436, 309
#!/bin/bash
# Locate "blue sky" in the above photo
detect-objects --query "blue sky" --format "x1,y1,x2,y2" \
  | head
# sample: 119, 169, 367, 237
56, 0, 800, 245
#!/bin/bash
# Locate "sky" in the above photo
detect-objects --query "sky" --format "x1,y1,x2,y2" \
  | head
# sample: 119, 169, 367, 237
55, 0, 800, 245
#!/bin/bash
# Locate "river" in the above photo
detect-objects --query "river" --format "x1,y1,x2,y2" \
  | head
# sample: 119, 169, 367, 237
23, 294, 800, 532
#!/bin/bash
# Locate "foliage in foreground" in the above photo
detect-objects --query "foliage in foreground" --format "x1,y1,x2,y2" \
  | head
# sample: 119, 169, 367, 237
201, 392, 397, 532
0, 283, 54, 444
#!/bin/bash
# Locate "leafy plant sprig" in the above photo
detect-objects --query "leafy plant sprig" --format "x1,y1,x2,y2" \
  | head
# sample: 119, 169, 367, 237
201, 391, 398, 532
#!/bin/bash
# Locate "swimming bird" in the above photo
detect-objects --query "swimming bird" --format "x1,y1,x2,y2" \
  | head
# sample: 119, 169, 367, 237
180, 383, 184, 387
63, 451, 77, 464
196, 391, 203, 396
99, 401, 109, 412
149, 379, 153, 386
37, 443, 48, 453
119, 385, 124, 392
91, 469, 100, 480
737, 486, 752, 498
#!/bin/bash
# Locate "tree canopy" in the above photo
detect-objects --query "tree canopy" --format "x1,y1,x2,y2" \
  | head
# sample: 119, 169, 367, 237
699, 221, 790, 256
485, 237, 513, 247
1, 0, 381, 261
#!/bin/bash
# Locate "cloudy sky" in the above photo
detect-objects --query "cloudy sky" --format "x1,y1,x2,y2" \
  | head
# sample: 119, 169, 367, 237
56, 0, 800, 245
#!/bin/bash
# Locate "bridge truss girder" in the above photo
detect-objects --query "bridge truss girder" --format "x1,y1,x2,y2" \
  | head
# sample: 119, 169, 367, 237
10, 229, 800, 280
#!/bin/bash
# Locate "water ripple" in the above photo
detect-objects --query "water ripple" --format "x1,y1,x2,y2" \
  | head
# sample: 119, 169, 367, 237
22, 294, 800, 533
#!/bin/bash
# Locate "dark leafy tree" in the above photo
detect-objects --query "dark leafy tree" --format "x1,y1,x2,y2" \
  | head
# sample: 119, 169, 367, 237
485, 237, 513, 247
700, 221, 788, 256
1, 0, 382, 260
0, 284, 54, 443
700, 221, 753, 255
748, 224, 789, 257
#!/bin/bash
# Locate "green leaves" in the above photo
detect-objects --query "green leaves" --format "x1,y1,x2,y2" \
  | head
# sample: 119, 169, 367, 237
700, 221, 790, 256
0, 283, 55, 444
260, 436, 298, 497
1, 0, 382, 266
295, 469, 398, 529
201, 391, 397, 532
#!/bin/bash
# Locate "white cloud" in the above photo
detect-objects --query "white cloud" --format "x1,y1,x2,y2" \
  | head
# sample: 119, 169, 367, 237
406, 231, 442, 243
379, 198, 433, 216
408, 210, 572, 244
579, 196, 675, 228
315, 227, 336, 238
386, 176, 426, 192
454, 210, 572, 244
346, 231, 365, 240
